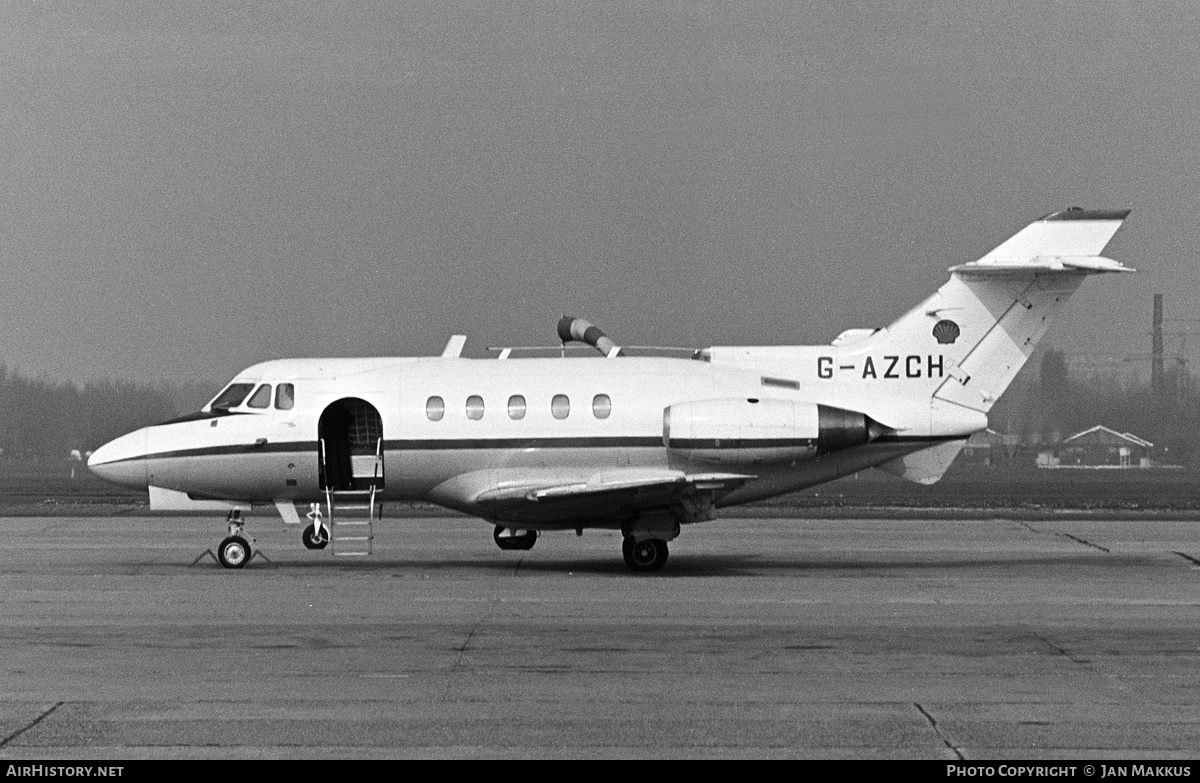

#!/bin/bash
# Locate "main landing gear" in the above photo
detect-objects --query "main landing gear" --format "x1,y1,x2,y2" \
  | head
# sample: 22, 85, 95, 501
493, 525, 538, 551
622, 535, 669, 573
619, 513, 677, 573
217, 509, 253, 569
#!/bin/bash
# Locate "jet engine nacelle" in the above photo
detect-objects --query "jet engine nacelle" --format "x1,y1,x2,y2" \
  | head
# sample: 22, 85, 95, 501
663, 398, 886, 465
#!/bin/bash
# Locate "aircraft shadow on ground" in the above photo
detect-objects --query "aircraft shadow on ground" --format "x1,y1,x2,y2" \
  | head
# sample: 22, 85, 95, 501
189, 552, 1150, 578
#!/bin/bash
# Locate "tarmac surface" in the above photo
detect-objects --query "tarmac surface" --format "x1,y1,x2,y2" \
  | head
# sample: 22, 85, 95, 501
1, 512, 1198, 759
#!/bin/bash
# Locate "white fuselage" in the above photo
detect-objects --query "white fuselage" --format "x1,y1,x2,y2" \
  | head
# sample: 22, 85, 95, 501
83, 208, 1133, 571
87, 353, 969, 527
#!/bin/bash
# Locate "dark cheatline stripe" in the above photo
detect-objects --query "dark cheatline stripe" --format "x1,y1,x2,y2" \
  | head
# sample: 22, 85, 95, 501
102, 433, 962, 465
95, 440, 318, 466
871, 434, 961, 446
100, 436, 663, 465
386, 437, 664, 450
668, 438, 817, 449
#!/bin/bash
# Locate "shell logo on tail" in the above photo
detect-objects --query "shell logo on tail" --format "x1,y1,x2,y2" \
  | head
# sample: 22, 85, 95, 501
933, 320, 960, 345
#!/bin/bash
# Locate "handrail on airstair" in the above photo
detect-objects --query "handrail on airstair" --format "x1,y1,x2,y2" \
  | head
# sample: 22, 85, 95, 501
319, 437, 382, 556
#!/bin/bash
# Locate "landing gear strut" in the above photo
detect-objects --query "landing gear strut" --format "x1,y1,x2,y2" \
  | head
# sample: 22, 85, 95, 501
217, 509, 253, 569
623, 535, 669, 572
494, 525, 538, 551
303, 503, 329, 550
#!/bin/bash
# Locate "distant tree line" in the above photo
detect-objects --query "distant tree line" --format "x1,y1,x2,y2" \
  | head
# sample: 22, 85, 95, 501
990, 347, 1200, 463
0, 365, 215, 461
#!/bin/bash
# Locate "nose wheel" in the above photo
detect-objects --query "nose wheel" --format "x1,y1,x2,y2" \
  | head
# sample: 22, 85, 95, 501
218, 535, 251, 568
216, 509, 253, 569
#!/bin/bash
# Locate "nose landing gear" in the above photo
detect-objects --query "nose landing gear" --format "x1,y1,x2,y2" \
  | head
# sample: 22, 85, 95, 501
217, 509, 253, 569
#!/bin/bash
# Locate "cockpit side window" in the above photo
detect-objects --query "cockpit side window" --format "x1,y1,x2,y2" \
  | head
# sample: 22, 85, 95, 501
209, 383, 255, 411
246, 384, 272, 409
275, 383, 295, 410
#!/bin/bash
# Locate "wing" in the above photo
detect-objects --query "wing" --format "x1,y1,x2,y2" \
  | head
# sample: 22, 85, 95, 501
473, 468, 754, 526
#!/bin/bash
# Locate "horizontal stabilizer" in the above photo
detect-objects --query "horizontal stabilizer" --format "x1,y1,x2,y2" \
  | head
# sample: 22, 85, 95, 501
1050, 255, 1135, 273
951, 208, 1131, 275
950, 255, 1134, 276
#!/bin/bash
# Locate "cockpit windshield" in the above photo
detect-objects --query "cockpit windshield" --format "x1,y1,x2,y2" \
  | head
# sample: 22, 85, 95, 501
246, 384, 273, 409
209, 383, 256, 411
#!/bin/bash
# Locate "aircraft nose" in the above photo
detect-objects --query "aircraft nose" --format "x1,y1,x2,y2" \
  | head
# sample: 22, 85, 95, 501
88, 429, 151, 489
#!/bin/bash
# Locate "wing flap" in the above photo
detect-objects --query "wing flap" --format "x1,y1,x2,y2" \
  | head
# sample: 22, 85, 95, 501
474, 470, 753, 524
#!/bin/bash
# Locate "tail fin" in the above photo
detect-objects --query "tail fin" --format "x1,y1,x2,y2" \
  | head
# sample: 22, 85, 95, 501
840, 208, 1132, 413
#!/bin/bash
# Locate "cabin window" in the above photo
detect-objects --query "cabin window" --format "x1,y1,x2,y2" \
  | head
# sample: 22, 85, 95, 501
592, 394, 612, 419
426, 396, 445, 421
466, 395, 485, 420
246, 384, 272, 409
508, 395, 526, 420
210, 383, 255, 411
551, 394, 570, 420
275, 383, 295, 410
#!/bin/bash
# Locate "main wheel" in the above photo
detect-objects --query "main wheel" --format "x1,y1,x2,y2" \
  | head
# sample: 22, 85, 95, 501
218, 536, 251, 569
622, 535, 668, 572
494, 526, 538, 551
302, 523, 328, 550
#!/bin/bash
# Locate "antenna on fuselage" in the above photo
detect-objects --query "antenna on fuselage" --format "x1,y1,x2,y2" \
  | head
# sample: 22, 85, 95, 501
557, 316, 623, 358
440, 334, 467, 358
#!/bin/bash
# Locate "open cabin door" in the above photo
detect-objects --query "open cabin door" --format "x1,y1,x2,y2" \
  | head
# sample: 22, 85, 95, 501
318, 398, 384, 491
317, 398, 384, 557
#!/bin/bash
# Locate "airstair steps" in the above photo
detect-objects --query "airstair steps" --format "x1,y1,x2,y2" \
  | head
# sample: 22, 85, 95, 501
328, 488, 376, 556
320, 437, 384, 558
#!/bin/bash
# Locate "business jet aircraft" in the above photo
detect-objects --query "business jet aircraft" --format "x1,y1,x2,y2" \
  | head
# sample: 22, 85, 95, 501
89, 208, 1132, 571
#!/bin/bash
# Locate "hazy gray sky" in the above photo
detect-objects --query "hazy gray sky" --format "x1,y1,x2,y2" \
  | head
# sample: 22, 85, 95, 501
2, 1, 1197, 386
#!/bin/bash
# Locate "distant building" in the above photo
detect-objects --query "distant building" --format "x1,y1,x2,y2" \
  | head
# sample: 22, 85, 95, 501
1039, 425, 1155, 468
